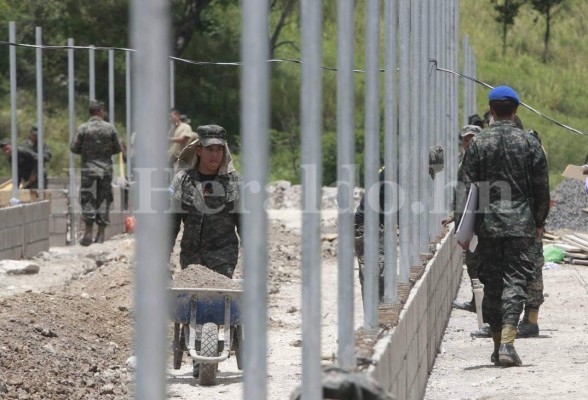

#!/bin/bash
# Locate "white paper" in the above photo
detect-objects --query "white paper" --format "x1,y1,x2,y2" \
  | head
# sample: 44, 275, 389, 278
455, 184, 478, 246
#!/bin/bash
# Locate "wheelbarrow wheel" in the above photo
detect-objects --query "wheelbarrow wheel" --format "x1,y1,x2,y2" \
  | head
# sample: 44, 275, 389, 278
172, 323, 183, 370
198, 322, 218, 386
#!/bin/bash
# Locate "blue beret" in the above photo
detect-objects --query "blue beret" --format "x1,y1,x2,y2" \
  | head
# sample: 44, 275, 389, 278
488, 86, 520, 105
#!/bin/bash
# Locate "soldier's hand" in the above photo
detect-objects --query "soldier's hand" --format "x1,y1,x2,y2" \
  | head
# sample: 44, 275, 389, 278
441, 216, 454, 227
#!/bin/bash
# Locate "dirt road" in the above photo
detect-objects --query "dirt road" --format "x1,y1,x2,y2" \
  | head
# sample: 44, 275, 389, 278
424, 258, 588, 400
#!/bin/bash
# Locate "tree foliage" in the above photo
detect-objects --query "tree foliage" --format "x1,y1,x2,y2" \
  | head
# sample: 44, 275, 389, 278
490, 0, 527, 56
529, 0, 567, 62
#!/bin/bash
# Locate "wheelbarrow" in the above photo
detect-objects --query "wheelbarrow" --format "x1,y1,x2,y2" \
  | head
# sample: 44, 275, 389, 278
169, 282, 243, 386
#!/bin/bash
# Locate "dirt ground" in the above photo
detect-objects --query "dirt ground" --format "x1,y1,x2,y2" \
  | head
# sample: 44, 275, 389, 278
2, 203, 586, 399
0, 209, 364, 400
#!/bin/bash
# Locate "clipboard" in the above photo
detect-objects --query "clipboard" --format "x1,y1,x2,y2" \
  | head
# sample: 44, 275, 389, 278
455, 184, 478, 246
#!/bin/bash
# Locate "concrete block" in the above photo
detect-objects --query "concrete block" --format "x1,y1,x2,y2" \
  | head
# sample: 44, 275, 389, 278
390, 314, 407, 375
396, 360, 407, 400
407, 375, 419, 400
406, 339, 418, 391
50, 234, 66, 248
418, 356, 430, 399
417, 319, 428, 361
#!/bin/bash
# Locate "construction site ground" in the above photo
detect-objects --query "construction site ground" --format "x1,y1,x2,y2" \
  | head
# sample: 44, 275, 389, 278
1, 196, 588, 398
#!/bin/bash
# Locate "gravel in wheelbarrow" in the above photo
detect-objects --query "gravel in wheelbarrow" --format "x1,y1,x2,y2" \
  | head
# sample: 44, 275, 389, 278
171, 264, 242, 290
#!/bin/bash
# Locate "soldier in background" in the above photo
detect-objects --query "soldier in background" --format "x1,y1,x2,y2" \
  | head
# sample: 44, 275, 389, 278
70, 100, 122, 246
22, 125, 52, 188
167, 108, 197, 172
0, 138, 41, 189
457, 86, 549, 366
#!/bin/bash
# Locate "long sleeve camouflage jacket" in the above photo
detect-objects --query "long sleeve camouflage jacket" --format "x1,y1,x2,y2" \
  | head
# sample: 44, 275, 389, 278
456, 120, 550, 238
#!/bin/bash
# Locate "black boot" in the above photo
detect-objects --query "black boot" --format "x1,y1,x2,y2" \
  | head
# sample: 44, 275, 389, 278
498, 343, 522, 366
517, 308, 539, 338
453, 294, 476, 313
490, 330, 501, 365
94, 225, 106, 244
79, 223, 93, 247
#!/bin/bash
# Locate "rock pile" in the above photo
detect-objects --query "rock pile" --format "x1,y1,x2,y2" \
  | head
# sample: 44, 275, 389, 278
546, 178, 588, 233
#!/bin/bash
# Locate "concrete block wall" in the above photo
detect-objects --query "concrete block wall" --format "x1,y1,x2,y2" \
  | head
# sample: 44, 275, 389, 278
369, 229, 463, 400
0, 201, 50, 260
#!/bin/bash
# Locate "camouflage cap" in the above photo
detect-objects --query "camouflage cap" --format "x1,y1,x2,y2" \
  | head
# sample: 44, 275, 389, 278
0, 138, 10, 147
459, 125, 481, 139
89, 100, 105, 112
197, 125, 227, 147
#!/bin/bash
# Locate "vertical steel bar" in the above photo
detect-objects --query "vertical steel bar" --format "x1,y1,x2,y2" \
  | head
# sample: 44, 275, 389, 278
337, 0, 356, 368
462, 35, 469, 126
9, 22, 18, 200
472, 53, 477, 116
363, 0, 381, 330
109, 50, 115, 125
89, 45, 95, 100
130, 0, 170, 398
398, 0, 411, 282
169, 59, 175, 109
383, 0, 398, 304
300, 0, 323, 396
410, 0, 420, 266
420, 0, 430, 252
428, 0, 439, 236
452, 0, 459, 184
36, 27, 45, 196
126, 51, 132, 180
68, 38, 77, 245
241, 0, 270, 398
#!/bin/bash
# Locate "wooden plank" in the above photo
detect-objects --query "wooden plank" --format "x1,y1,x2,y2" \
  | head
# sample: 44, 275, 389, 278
573, 232, 588, 242
562, 236, 588, 253
543, 232, 560, 241
553, 242, 584, 253
571, 258, 588, 266
564, 252, 588, 260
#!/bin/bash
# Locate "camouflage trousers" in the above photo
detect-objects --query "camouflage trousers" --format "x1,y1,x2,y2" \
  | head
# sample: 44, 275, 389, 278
477, 237, 536, 331
526, 238, 544, 309
464, 248, 479, 281
354, 225, 385, 301
179, 247, 237, 279
79, 173, 113, 226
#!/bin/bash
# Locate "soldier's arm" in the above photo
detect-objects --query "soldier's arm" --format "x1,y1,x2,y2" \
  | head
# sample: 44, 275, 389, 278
455, 144, 478, 226
44, 144, 52, 163
530, 139, 550, 228
70, 128, 83, 154
111, 128, 122, 155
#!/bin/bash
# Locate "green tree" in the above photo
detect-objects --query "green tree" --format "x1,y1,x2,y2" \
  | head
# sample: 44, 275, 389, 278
490, 0, 527, 56
529, 0, 567, 62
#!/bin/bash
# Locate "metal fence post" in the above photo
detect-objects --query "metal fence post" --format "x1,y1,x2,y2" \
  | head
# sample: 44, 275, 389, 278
363, 0, 381, 331
89, 45, 95, 100
9, 22, 18, 200
68, 38, 77, 245
109, 49, 115, 124
126, 51, 133, 180
300, 0, 323, 396
36, 27, 45, 197
241, 0, 270, 398
383, 0, 399, 304
130, 0, 171, 398
337, 0, 357, 369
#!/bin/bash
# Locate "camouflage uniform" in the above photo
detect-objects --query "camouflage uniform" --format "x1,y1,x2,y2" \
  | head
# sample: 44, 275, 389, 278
169, 125, 241, 278
21, 136, 52, 189
0, 144, 39, 189
457, 120, 550, 331
354, 167, 389, 301
70, 115, 122, 226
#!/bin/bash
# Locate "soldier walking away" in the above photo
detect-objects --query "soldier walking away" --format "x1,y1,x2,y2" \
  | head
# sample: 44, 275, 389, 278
456, 86, 550, 367
70, 100, 122, 246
